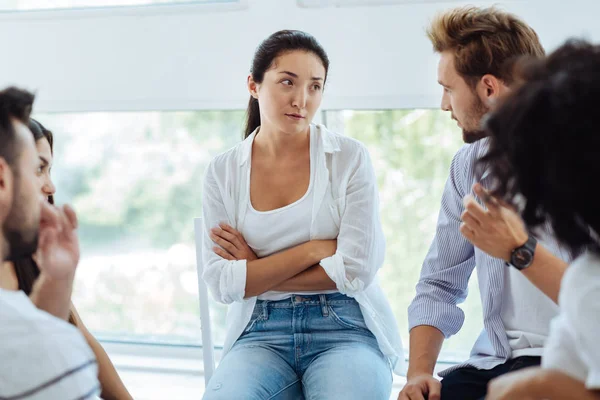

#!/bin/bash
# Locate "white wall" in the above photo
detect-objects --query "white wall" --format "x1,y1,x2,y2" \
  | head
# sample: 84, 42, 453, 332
0, 0, 598, 112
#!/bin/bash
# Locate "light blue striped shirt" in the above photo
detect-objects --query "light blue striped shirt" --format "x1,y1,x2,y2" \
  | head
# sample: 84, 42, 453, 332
408, 138, 571, 376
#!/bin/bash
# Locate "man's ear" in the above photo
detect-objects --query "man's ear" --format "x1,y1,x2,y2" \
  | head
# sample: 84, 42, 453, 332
0, 158, 14, 221
477, 74, 504, 106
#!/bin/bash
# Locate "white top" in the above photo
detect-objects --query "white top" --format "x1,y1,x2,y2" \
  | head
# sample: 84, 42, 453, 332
243, 127, 335, 301
0, 289, 100, 400
201, 123, 405, 374
501, 231, 560, 358
542, 250, 600, 389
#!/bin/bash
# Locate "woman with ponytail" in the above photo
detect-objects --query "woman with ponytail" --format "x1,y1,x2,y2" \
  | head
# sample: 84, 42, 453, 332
201, 30, 403, 399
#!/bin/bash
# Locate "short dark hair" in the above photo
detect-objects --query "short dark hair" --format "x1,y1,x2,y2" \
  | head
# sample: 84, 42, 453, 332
482, 39, 600, 255
0, 87, 35, 168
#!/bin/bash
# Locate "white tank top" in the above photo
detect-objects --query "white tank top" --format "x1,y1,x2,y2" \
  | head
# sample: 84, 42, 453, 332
241, 130, 336, 301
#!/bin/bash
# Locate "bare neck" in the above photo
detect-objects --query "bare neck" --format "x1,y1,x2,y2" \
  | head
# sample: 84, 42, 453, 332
0, 236, 7, 265
0, 261, 18, 290
253, 125, 310, 161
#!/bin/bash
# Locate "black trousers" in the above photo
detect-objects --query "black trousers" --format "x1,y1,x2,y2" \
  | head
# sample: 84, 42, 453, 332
440, 356, 541, 400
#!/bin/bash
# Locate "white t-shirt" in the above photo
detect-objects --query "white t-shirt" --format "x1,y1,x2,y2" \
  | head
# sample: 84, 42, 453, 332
0, 289, 100, 399
542, 250, 600, 389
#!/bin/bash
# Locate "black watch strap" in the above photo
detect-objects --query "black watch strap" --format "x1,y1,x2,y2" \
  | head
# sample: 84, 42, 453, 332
507, 235, 538, 270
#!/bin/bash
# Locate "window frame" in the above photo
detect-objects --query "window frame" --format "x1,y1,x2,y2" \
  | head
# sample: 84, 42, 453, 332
0, 0, 247, 20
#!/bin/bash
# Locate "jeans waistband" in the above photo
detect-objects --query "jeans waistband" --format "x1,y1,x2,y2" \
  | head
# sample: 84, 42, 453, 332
256, 293, 357, 308
254, 293, 358, 318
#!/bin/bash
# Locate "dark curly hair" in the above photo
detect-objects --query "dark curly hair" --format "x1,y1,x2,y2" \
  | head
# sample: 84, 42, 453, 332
481, 39, 600, 255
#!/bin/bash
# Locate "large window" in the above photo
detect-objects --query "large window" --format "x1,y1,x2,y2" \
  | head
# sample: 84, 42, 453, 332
324, 110, 483, 362
35, 111, 243, 344
37, 108, 482, 361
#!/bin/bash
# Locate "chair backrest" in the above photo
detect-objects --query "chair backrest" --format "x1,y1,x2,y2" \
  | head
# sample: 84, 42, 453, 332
193, 217, 215, 387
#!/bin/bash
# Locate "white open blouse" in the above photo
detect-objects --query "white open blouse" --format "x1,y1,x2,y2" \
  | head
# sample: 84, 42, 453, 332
201, 123, 405, 374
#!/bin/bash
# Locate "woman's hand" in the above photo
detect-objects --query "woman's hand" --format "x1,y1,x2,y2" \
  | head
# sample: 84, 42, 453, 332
37, 203, 80, 281
210, 224, 258, 261
487, 368, 600, 400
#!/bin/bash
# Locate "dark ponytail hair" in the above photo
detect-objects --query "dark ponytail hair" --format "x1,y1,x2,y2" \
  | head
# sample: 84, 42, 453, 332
13, 119, 76, 325
246, 97, 261, 139
244, 30, 330, 139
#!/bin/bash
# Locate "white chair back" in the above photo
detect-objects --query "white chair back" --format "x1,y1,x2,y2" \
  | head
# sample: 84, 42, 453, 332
194, 217, 215, 387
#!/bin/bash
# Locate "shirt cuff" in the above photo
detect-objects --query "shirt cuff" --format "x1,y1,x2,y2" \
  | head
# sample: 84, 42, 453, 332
586, 371, 600, 390
320, 253, 365, 296
407, 300, 464, 338
220, 259, 247, 303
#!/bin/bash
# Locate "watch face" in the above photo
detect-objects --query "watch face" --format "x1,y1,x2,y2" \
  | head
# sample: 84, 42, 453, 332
513, 248, 534, 267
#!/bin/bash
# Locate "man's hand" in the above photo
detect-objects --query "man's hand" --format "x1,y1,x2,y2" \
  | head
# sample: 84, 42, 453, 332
460, 183, 528, 262
37, 202, 80, 280
398, 374, 441, 400
211, 223, 258, 261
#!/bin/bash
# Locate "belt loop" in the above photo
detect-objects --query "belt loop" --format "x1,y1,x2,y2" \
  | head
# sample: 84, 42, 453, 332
319, 294, 329, 317
262, 300, 269, 319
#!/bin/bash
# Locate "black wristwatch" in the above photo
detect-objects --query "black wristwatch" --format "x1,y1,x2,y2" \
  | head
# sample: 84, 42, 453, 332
507, 235, 538, 270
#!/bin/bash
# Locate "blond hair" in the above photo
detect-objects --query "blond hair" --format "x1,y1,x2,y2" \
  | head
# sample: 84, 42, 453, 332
427, 6, 544, 87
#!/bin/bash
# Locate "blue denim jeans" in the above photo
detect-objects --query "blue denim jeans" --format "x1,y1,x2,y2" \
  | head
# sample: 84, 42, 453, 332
203, 293, 392, 400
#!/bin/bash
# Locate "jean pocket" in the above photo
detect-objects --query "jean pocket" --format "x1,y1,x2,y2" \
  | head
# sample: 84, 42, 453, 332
327, 302, 368, 332
243, 308, 264, 334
